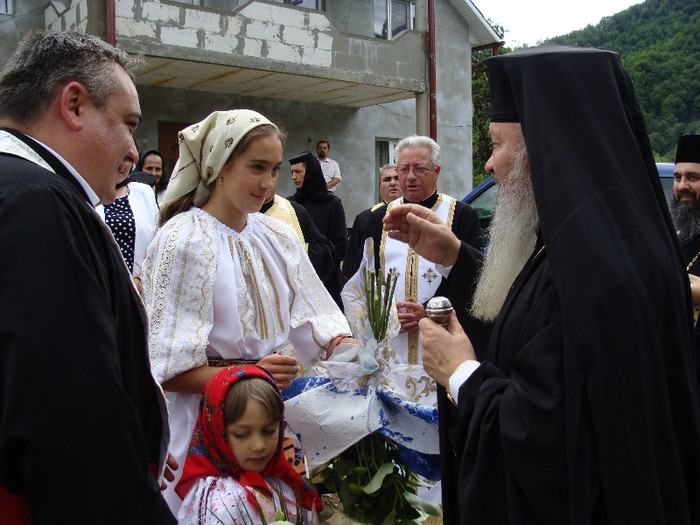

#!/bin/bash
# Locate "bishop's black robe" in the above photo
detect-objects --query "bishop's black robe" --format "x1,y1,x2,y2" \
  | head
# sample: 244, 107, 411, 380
445, 231, 700, 523
0, 131, 175, 523
438, 46, 700, 524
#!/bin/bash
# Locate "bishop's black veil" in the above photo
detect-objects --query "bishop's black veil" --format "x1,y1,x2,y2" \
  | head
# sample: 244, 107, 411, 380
484, 46, 700, 521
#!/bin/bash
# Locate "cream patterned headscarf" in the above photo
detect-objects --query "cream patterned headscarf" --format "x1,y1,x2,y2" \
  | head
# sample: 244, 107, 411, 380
163, 110, 278, 207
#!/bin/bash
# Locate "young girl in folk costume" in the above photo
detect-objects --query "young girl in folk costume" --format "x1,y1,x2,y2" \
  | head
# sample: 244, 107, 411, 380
141, 109, 355, 512
176, 366, 322, 524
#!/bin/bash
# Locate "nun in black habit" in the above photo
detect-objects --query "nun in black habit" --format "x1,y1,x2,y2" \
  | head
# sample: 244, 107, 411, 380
385, 46, 700, 524
288, 151, 347, 309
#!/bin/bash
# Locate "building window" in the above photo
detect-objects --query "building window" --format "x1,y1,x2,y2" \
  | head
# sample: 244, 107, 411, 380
171, 0, 238, 7
283, 0, 319, 7
0, 0, 11, 15
374, 0, 414, 39
375, 139, 399, 202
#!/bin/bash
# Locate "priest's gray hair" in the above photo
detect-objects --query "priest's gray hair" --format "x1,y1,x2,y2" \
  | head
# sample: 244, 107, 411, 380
395, 135, 441, 167
0, 31, 144, 125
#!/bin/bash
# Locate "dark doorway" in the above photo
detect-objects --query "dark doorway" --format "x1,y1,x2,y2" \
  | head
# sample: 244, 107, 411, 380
158, 121, 192, 176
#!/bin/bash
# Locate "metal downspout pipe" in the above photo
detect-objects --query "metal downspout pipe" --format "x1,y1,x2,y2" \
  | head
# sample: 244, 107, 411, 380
427, 0, 437, 141
106, 0, 116, 46
415, 0, 437, 140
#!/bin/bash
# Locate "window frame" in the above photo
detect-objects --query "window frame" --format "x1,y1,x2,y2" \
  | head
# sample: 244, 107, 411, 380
374, 0, 415, 40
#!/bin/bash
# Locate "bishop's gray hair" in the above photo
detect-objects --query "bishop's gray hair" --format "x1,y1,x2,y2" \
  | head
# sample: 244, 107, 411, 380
0, 31, 144, 124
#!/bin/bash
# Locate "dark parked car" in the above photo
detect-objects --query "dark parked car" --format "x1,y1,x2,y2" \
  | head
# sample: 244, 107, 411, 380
464, 162, 675, 249
656, 162, 674, 204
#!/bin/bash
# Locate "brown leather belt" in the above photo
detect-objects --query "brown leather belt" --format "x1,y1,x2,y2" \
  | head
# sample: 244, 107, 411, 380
207, 357, 259, 368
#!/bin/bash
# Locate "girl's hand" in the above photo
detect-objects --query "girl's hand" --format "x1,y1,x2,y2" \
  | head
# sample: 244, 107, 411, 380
257, 353, 299, 389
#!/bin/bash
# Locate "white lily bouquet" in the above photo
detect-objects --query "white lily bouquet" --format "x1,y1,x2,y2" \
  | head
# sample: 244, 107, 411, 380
282, 239, 441, 524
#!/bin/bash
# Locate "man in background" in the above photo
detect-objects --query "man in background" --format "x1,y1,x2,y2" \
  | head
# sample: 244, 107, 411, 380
0, 31, 174, 523
377, 162, 402, 202
316, 139, 341, 191
343, 163, 401, 281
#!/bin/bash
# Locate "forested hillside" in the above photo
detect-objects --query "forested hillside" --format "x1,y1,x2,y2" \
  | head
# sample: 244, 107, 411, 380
546, 0, 700, 160
472, 0, 700, 183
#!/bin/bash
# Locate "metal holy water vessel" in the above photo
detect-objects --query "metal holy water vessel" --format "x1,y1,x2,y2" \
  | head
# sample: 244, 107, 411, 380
426, 296, 453, 327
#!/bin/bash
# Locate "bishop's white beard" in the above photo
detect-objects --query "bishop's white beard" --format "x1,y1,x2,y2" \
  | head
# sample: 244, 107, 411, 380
470, 145, 539, 322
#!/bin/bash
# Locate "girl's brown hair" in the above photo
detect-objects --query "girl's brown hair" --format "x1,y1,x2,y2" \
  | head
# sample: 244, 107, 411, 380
223, 376, 283, 428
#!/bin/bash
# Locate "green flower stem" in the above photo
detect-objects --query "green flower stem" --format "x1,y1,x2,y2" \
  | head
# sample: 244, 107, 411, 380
363, 268, 398, 343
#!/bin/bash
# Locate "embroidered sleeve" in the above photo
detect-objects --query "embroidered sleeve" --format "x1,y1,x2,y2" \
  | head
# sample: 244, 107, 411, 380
260, 216, 350, 364
142, 214, 219, 384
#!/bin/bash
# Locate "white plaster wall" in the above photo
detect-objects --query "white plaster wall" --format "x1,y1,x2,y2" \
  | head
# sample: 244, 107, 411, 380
116, 0, 335, 69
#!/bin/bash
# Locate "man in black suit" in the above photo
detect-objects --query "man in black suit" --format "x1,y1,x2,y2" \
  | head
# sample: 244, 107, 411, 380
0, 31, 175, 523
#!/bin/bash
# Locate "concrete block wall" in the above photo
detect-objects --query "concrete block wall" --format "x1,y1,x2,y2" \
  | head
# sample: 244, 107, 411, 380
115, 0, 423, 85
45, 0, 89, 32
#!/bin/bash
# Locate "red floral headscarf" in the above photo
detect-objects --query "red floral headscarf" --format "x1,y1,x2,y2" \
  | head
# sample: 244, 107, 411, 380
175, 365, 322, 512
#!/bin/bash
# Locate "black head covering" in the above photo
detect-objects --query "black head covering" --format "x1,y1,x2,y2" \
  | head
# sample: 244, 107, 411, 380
487, 62, 519, 123
676, 134, 700, 164
288, 151, 334, 203
135, 149, 169, 192
127, 171, 157, 187
484, 46, 700, 520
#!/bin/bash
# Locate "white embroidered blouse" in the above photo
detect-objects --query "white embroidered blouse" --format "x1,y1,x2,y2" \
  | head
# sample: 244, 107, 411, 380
177, 476, 315, 525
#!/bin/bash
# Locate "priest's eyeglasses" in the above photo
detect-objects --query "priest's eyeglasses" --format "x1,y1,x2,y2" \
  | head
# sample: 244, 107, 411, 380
397, 165, 434, 177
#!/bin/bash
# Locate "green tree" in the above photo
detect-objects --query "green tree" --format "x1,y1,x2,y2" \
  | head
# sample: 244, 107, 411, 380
546, 0, 700, 161
471, 24, 510, 187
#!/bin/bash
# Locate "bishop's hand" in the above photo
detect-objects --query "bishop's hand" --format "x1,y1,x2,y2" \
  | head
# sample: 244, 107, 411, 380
419, 311, 475, 388
383, 204, 461, 267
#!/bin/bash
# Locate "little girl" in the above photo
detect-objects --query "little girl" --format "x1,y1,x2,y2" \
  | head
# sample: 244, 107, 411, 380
176, 365, 321, 524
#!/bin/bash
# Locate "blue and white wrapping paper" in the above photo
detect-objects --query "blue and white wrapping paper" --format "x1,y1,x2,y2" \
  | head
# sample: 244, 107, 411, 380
282, 239, 440, 480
